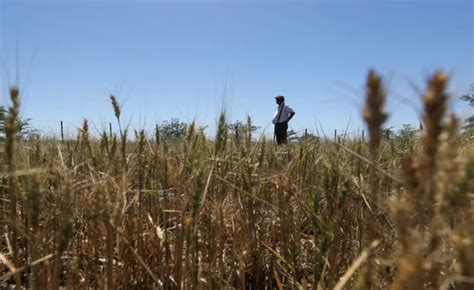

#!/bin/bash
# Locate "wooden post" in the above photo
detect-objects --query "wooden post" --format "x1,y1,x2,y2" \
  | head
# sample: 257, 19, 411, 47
109, 122, 113, 138
334, 129, 337, 142
362, 130, 365, 141
60, 121, 64, 142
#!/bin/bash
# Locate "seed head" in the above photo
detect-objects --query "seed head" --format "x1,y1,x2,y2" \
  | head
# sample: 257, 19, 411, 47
110, 94, 121, 120
363, 70, 388, 156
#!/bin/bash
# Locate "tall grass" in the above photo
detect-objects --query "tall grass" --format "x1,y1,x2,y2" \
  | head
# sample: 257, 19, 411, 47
0, 71, 473, 289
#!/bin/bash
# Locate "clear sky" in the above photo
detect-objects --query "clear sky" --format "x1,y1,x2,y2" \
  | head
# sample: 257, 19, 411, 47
1, 0, 472, 138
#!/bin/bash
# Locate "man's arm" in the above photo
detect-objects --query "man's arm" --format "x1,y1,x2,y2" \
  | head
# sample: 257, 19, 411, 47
287, 112, 295, 122
286, 105, 295, 122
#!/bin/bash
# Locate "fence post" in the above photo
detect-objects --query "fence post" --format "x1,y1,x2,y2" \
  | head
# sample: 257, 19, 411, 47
60, 121, 64, 142
109, 123, 113, 138
362, 129, 365, 141
334, 129, 337, 142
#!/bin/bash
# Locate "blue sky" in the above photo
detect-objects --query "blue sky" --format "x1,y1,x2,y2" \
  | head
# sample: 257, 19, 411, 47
0, 0, 472, 138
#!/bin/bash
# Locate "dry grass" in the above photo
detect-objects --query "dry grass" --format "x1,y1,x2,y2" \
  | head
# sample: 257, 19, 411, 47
0, 71, 473, 289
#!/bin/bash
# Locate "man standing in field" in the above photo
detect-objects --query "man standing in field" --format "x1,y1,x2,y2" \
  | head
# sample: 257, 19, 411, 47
272, 95, 295, 145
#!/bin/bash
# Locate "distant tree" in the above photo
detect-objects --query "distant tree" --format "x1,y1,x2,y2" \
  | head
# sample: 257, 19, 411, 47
158, 118, 188, 140
381, 127, 396, 140
460, 83, 474, 106
462, 116, 474, 134
391, 124, 420, 153
299, 131, 320, 142
397, 124, 419, 140
460, 83, 474, 136
227, 120, 259, 142
0, 105, 34, 140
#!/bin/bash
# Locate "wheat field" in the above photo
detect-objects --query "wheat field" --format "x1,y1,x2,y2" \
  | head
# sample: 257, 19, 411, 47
0, 71, 473, 289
